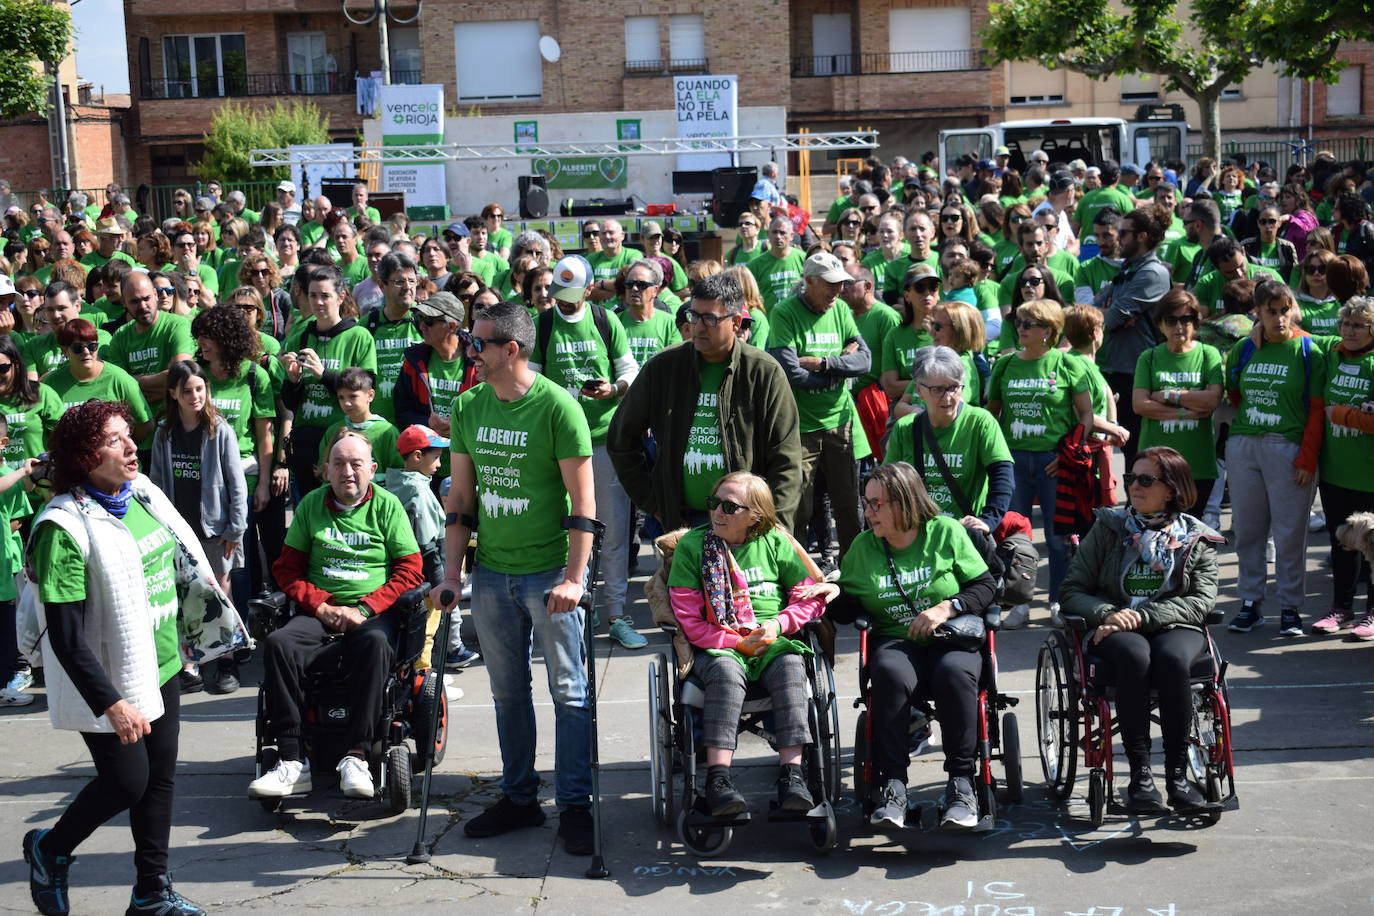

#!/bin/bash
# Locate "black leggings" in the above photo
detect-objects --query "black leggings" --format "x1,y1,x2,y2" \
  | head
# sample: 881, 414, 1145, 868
287, 425, 327, 501
45, 676, 180, 884
1319, 480, 1374, 611
869, 636, 982, 780
1105, 371, 1142, 468
1188, 478, 1216, 520
1092, 627, 1204, 768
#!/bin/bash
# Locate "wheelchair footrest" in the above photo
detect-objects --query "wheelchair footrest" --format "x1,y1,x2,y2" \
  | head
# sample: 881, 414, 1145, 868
765, 799, 833, 823
687, 800, 752, 828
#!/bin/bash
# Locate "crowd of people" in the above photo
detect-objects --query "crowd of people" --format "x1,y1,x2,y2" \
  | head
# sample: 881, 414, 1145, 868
3, 149, 1374, 914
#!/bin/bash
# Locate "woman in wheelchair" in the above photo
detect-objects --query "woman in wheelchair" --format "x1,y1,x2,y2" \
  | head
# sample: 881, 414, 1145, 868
834, 462, 997, 830
667, 472, 836, 817
1059, 445, 1223, 813
248, 431, 425, 801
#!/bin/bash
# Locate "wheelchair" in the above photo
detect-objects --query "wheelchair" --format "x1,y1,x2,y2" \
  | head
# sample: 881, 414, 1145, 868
647, 619, 842, 857
849, 610, 1022, 832
249, 586, 448, 815
1035, 610, 1237, 826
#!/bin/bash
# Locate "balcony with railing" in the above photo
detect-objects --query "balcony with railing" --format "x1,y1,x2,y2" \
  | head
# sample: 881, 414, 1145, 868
624, 58, 710, 77
791, 49, 988, 78
138, 69, 423, 100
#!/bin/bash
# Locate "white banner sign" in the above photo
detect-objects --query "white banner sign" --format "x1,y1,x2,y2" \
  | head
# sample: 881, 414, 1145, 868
379, 83, 447, 219
674, 74, 738, 172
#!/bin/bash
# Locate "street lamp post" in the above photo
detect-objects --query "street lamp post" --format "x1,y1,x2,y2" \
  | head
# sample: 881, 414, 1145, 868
341, 0, 423, 85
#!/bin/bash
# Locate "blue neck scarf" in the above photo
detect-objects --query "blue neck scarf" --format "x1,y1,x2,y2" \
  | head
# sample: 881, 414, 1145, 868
82, 480, 134, 518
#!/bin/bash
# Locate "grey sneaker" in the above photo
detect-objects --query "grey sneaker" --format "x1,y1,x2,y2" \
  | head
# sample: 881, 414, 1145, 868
608, 617, 647, 649
940, 775, 979, 830
1001, 604, 1030, 630
869, 778, 907, 829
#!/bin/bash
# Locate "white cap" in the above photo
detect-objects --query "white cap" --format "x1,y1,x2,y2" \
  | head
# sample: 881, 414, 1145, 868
277, 180, 297, 193
0, 274, 14, 296
550, 255, 592, 303
803, 252, 851, 283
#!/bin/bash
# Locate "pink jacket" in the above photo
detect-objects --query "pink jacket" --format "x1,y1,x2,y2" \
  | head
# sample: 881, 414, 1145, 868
669, 578, 825, 651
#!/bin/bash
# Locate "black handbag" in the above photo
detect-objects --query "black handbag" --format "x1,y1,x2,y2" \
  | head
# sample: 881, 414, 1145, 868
881, 539, 984, 651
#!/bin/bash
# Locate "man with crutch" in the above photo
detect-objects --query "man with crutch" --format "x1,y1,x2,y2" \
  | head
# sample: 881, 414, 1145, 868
435, 301, 602, 858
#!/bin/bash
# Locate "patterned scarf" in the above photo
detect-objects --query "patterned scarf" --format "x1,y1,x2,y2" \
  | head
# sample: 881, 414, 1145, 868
82, 480, 134, 519
700, 530, 756, 633
1123, 506, 1187, 576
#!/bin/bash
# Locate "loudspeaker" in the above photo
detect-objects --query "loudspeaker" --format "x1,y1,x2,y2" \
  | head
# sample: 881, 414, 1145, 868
710, 166, 758, 228
518, 175, 549, 219
559, 198, 634, 217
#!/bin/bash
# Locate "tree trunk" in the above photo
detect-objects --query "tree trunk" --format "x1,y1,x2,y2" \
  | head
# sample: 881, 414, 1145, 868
1193, 87, 1224, 161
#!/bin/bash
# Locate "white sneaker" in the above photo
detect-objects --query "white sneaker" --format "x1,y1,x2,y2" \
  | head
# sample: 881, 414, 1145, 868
1049, 602, 1065, 628
337, 755, 375, 798
1309, 511, 1326, 532
248, 758, 311, 797
1266, 537, 1276, 563
0, 686, 34, 707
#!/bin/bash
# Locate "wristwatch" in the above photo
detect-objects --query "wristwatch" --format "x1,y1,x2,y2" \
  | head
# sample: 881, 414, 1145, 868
950, 597, 964, 616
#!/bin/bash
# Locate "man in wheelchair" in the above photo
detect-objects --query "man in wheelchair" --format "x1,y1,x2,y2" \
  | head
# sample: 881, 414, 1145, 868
249, 432, 425, 800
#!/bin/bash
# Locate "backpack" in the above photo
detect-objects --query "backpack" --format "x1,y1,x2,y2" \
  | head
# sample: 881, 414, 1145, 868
911, 411, 1039, 607
535, 304, 614, 368
1227, 334, 1313, 410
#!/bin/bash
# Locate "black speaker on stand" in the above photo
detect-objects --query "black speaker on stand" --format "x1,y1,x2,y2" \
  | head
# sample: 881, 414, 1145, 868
518, 175, 549, 219
710, 166, 758, 228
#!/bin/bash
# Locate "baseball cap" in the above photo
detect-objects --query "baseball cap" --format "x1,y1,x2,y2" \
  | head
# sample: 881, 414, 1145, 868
902, 263, 939, 288
412, 291, 466, 325
94, 216, 125, 236
396, 424, 450, 454
976, 158, 997, 171
1121, 163, 1144, 177
1048, 171, 1076, 193
277, 180, 297, 193
0, 274, 14, 296
802, 252, 850, 283
640, 220, 663, 238
995, 145, 1010, 157
443, 221, 470, 238
551, 255, 592, 303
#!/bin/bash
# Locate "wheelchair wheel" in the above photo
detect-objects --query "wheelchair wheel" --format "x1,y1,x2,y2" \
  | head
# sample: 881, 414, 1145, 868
255, 746, 282, 814
852, 710, 873, 822
1086, 768, 1107, 827
647, 654, 674, 828
411, 670, 448, 774
814, 650, 843, 803
386, 744, 413, 815
677, 807, 733, 857
1000, 712, 1024, 804
1036, 632, 1079, 800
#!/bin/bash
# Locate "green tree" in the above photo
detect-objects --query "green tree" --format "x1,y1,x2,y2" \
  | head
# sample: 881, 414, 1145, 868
982, 0, 1366, 160
195, 100, 331, 184
0, 0, 73, 120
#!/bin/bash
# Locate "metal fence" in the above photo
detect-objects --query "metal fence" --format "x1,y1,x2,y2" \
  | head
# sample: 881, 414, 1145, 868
791, 49, 988, 78
138, 69, 422, 100
4, 181, 286, 225
1185, 136, 1371, 176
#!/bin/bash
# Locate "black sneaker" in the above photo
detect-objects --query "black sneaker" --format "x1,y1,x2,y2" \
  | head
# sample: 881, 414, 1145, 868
1165, 767, 1209, 812
1278, 609, 1304, 638
869, 778, 907, 829
23, 828, 73, 916
204, 659, 239, 695
940, 776, 979, 830
125, 876, 205, 915
705, 770, 747, 817
177, 669, 204, 695
463, 795, 545, 837
776, 764, 815, 812
557, 805, 594, 856
1227, 602, 1264, 633
1127, 765, 1166, 814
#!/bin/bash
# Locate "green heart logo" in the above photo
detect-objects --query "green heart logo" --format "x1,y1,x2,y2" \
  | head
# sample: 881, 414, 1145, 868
598, 157, 625, 183
533, 158, 561, 182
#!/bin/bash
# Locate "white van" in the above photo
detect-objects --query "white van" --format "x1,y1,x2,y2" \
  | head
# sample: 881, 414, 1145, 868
939, 111, 1188, 173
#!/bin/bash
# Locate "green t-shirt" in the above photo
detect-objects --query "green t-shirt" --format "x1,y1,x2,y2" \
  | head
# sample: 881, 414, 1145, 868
1162, 238, 1202, 286
667, 526, 810, 622
299, 221, 325, 247
1321, 343, 1374, 492
208, 361, 276, 466
425, 354, 467, 423
340, 256, 371, 290
682, 359, 728, 511
283, 484, 419, 607
879, 324, 934, 383
0, 386, 63, 467
216, 258, 241, 294
489, 227, 514, 253
369, 311, 424, 420
319, 414, 402, 471
451, 374, 592, 575
1192, 263, 1281, 315
587, 247, 643, 286
0, 464, 25, 595
769, 294, 861, 433
851, 302, 902, 390
1073, 256, 1122, 302
25, 328, 113, 378
469, 251, 510, 288
1299, 295, 1342, 336
884, 404, 1011, 518
1123, 557, 1166, 598
42, 362, 152, 422
533, 307, 633, 445
1225, 335, 1328, 444
996, 263, 1076, 308
747, 248, 806, 312
104, 312, 195, 416
986, 349, 1089, 452
837, 519, 989, 641
1071, 352, 1111, 419
1074, 186, 1136, 247
347, 205, 381, 224
880, 252, 940, 300
1133, 343, 1224, 479
283, 320, 379, 428
79, 250, 137, 271
617, 308, 678, 369
34, 498, 181, 685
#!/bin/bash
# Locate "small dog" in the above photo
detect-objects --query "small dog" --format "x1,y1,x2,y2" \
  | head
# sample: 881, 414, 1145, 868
1336, 512, 1374, 565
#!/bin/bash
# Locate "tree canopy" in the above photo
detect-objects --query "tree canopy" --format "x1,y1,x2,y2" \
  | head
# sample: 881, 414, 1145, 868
195, 100, 332, 184
0, 0, 74, 120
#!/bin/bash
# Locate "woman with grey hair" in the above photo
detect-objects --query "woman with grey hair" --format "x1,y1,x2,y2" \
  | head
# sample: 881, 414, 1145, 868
884, 346, 1014, 536
510, 230, 551, 265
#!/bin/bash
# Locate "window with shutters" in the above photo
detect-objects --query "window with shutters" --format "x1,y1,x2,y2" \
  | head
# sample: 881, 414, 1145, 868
1328, 66, 1363, 117
625, 16, 661, 73
453, 21, 541, 102
668, 14, 706, 70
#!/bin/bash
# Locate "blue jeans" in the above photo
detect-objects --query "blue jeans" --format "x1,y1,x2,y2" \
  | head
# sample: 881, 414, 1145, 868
1011, 449, 1066, 602
469, 564, 591, 807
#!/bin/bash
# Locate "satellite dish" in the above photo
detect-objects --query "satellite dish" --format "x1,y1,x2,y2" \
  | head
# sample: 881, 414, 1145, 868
539, 36, 562, 63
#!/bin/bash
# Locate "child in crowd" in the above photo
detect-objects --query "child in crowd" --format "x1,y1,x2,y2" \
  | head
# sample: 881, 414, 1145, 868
150, 360, 248, 695
381, 424, 478, 671
0, 419, 39, 707
317, 367, 403, 476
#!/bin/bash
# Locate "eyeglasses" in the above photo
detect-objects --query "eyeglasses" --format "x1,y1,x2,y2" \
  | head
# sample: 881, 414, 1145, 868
173, 240, 197, 248
155, 286, 175, 296
918, 381, 961, 396
1019, 276, 1046, 286
860, 496, 889, 513
1340, 319, 1373, 332
0, 363, 13, 375
1015, 318, 1047, 330
1161, 314, 1196, 326
1304, 263, 1325, 275
706, 495, 749, 515
686, 309, 730, 327
463, 333, 514, 352
1123, 472, 1163, 488
68, 342, 99, 355
625, 279, 656, 292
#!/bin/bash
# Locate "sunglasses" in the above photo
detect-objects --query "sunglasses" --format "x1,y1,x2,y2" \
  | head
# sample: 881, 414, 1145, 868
738, 222, 758, 229
940, 214, 962, 223
1016, 318, 1047, 329
1124, 472, 1163, 488
687, 309, 730, 327
250, 268, 270, 277
21, 289, 40, 299
1259, 218, 1279, 226
155, 286, 175, 296
1161, 314, 1196, 326
420, 315, 450, 326
1305, 263, 1325, 274
626, 279, 655, 291
706, 495, 748, 515
489, 212, 505, 219
462, 332, 514, 352
0, 363, 12, 375
841, 219, 862, 227
68, 342, 99, 355
860, 205, 879, 212
582, 231, 599, 238
1019, 276, 1046, 286
860, 496, 889, 513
